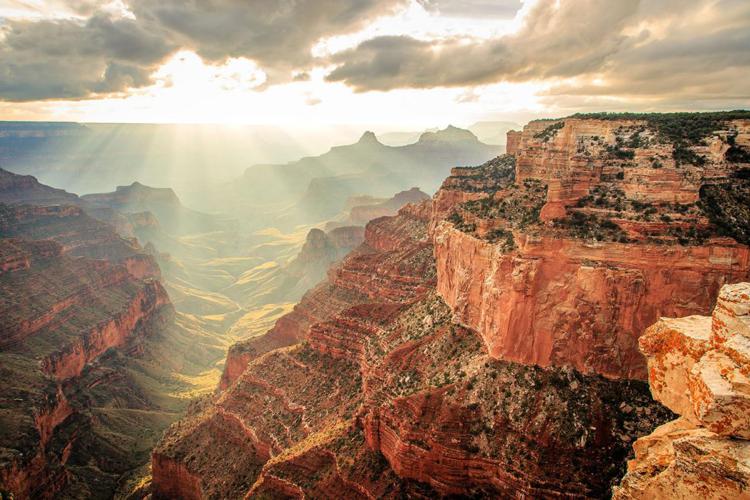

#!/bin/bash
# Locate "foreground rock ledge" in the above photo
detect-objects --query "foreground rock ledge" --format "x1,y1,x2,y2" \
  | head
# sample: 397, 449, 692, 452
615, 282, 750, 499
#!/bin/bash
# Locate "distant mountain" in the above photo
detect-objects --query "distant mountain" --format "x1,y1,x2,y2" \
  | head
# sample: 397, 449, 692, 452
82, 182, 229, 235
217, 126, 501, 229
379, 122, 520, 147
0, 167, 80, 206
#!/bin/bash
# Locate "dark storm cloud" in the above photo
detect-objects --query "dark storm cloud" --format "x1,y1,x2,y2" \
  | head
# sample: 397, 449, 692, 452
326, 0, 750, 104
0, 14, 175, 101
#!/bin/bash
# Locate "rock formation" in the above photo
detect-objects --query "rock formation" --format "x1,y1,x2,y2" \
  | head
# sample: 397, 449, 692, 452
0, 237, 171, 498
151, 112, 750, 499
82, 181, 227, 235
0, 167, 80, 206
434, 114, 750, 380
152, 202, 672, 498
346, 187, 430, 226
0, 203, 161, 280
614, 282, 750, 499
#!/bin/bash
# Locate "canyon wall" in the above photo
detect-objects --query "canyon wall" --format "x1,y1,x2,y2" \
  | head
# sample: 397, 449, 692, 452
435, 117, 750, 380
0, 203, 161, 279
0, 236, 171, 498
153, 202, 672, 499
152, 113, 750, 498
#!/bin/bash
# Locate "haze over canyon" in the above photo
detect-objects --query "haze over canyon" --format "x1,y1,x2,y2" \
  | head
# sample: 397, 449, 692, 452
1, 0, 750, 499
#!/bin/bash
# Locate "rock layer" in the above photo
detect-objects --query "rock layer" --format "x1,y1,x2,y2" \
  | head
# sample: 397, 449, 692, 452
153, 204, 672, 499
615, 282, 750, 498
0, 237, 171, 498
434, 116, 750, 379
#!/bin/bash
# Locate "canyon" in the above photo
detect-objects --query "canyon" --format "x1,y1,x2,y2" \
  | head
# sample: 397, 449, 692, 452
151, 112, 750, 498
0, 127, 463, 497
2, 112, 749, 498
0, 171, 229, 498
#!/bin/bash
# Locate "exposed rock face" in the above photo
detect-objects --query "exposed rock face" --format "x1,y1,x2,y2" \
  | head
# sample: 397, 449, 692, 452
434, 115, 750, 380
505, 129, 521, 155
0, 203, 160, 280
435, 224, 748, 380
154, 203, 671, 499
218, 206, 429, 390
615, 283, 750, 499
347, 187, 430, 226
0, 237, 171, 498
152, 113, 750, 498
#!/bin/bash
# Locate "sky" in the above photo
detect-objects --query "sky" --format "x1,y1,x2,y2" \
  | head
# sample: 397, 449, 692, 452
0, 0, 749, 128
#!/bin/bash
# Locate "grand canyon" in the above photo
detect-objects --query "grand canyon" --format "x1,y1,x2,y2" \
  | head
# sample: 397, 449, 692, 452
1, 111, 749, 499
2, 1, 750, 499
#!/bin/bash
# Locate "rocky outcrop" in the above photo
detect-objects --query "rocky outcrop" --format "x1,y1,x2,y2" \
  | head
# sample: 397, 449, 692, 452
154, 203, 672, 499
347, 187, 430, 225
434, 114, 750, 380
0, 237, 172, 498
506, 129, 522, 155
615, 283, 750, 498
0, 203, 160, 279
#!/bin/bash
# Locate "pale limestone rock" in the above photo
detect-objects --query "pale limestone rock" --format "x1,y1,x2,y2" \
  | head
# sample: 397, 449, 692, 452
614, 418, 750, 500
712, 282, 750, 345
689, 350, 750, 438
617, 283, 750, 498
639, 315, 711, 420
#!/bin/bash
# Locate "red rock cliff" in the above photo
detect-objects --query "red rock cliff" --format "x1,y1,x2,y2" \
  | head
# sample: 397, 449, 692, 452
0, 236, 171, 498
434, 116, 750, 379
153, 202, 671, 499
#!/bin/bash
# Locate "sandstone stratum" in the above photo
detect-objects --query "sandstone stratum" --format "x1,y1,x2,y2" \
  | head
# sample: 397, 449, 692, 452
0, 169, 226, 498
615, 282, 750, 498
0, 235, 171, 497
151, 112, 750, 498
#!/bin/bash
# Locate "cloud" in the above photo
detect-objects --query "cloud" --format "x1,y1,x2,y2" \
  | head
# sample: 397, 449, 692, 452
1, 0, 748, 108
0, 0, 406, 101
417, 0, 522, 18
127, 0, 406, 80
325, 0, 750, 106
326, 0, 641, 90
0, 13, 175, 101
